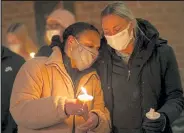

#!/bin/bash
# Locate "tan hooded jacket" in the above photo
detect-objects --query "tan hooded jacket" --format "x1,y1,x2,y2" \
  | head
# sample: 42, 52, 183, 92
10, 46, 111, 133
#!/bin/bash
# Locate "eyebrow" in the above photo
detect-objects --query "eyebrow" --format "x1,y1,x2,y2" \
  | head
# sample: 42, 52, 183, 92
83, 41, 94, 46
84, 40, 100, 47
113, 24, 122, 29
103, 24, 122, 31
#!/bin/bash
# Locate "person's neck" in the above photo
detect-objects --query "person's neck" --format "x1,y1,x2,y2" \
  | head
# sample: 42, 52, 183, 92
71, 59, 77, 68
119, 38, 135, 55
65, 50, 77, 69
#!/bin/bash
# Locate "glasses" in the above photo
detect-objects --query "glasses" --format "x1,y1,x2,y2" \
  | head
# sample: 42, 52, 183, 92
46, 23, 64, 31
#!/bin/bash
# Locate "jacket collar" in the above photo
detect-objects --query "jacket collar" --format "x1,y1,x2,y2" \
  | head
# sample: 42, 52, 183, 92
1, 46, 13, 60
45, 46, 64, 65
44, 46, 98, 98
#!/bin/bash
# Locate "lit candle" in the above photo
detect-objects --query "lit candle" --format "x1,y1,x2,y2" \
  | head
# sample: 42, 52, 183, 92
146, 108, 160, 120
77, 87, 93, 121
30, 52, 35, 58
77, 87, 93, 102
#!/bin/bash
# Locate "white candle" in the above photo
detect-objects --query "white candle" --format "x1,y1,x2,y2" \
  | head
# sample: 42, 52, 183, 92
77, 87, 93, 121
146, 108, 160, 120
77, 87, 93, 102
78, 94, 93, 102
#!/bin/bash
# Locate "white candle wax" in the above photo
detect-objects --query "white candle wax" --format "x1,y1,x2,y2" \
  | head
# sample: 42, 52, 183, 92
146, 108, 160, 120
78, 94, 93, 102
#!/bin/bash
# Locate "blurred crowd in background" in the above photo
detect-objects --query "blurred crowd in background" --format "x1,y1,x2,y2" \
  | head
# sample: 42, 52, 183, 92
3, 2, 76, 60
1, 1, 184, 133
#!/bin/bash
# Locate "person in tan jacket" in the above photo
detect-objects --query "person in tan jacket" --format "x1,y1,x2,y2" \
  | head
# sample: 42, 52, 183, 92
10, 22, 111, 133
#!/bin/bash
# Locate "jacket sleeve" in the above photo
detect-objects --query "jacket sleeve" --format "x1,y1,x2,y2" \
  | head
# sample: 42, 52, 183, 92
90, 73, 111, 133
9, 59, 68, 130
158, 46, 184, 124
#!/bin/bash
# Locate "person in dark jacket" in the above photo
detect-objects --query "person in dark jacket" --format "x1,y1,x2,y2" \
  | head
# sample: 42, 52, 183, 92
92, 2, 184, 133
172, 111, 184, 133
1, 45, 25, 133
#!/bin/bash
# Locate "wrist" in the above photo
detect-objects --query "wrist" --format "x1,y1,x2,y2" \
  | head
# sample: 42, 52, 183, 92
91, 112, 99, 128
64, 99, 69, 116
160, 113, 167, 132
58, 97, 69, 118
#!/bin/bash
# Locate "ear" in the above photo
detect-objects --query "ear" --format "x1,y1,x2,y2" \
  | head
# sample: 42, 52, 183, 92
67, 35, 74, 43
130, 20, 135, 31
129, 19, 136, 35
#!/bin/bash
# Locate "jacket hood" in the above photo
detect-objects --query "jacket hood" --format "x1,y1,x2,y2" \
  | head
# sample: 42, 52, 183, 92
136, 18, 167, 47
1, 46, 13, 59
47, 9, 76, 29
136, 18, 159, 41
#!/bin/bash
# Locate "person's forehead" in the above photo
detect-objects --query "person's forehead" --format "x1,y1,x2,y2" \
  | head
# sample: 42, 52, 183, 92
78, 30, 100, 46
102, 14, 128, 29
46, 19, 64, 28
79, 30, 100, 40
46, 20, 65, 30
7, 33, 17, 40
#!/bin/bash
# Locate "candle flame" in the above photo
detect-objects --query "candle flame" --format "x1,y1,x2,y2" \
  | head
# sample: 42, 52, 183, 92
81, 87, 87, 95
78, 87, 94, 102
150, 108, 155, 113
30, 52, 35, 58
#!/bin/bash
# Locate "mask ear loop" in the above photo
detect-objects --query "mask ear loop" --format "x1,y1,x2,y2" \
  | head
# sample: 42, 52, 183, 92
73, 38, 86, 63
127, 22, 134, 42
73, 38, 99, 67
74, 38, 98, 56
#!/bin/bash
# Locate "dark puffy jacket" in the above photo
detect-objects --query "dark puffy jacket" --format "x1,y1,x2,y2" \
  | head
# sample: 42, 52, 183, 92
172, 111, 184, 133
35, 36, 60, 57
1, 46, 25, 133
35, 45, 53, 57
93, 18, 184, 133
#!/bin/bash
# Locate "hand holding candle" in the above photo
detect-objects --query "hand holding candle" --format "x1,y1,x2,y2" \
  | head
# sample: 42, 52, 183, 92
77, 87, 94, 121
78, 87, 93, 102
143, 108, 166, 132
65, 99, 88, 116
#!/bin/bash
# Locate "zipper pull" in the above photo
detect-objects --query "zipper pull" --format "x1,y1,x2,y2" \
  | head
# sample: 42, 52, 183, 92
127, 70, 131, 81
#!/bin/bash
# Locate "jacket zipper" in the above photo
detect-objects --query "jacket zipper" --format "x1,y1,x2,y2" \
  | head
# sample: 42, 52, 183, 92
71, 80, 76, 133
51, 64, 76, 133
127, 53, 133, 81
127, 70, 131, 81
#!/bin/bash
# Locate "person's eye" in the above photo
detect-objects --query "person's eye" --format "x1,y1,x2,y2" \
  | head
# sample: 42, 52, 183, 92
114, 27, 121, 32
88, 46, 94, 49
104, 31, 111, 36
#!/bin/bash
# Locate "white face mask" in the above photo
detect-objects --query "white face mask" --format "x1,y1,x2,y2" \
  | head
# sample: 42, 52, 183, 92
105, 23, 133, 51
8, 44, 21, 54
46, 30, 60, 42
70, 39, 99, 71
